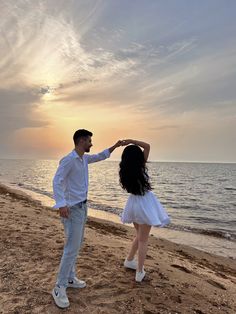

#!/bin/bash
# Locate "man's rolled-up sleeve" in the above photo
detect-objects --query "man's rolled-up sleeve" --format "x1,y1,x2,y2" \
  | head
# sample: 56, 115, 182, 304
53, 157, 73, 208
85, 149, 110, 164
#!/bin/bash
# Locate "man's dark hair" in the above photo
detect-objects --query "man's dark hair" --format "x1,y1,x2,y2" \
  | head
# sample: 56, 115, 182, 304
73, 129, 93, 145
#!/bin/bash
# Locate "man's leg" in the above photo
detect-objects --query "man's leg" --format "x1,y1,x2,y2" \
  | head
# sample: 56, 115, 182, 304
56, 203, 87, 287
68, 203, 87, 281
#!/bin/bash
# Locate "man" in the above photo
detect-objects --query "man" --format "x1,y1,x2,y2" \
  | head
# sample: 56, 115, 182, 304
52, 129, 123, 308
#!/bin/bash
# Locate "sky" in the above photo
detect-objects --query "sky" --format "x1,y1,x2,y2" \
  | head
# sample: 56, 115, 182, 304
0, 0, 236, 162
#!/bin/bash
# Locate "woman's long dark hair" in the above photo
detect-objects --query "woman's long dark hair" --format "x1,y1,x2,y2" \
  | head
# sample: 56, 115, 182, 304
119, 145, 151, 195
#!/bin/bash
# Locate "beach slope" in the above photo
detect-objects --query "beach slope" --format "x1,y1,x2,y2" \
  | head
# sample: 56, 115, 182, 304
0, 184, 235, 314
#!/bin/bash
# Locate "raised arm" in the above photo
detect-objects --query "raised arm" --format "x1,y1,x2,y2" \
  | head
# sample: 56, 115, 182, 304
108, 140, 123, 153
85, 140, 123, 164
122, 139, 150, 161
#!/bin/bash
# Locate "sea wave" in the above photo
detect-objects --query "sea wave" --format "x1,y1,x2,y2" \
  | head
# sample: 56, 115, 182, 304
166, 224, 236, 241
88, 201, 236, 242
10, 181, 236, 243
17, 183, 53, 198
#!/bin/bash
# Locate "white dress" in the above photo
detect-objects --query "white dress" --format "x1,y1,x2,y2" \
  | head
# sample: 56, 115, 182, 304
121, 190, 170, 227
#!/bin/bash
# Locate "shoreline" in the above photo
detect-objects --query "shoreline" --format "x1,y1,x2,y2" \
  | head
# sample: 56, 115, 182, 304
0, 183, 236, 313
1, 180, 236, 259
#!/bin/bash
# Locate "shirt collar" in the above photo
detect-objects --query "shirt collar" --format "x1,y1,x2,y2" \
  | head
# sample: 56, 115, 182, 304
71, 149, 84, 160
71, 149, 80, 159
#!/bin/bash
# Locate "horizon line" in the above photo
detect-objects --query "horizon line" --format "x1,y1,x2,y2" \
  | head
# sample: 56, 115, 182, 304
0, 157, 235, 164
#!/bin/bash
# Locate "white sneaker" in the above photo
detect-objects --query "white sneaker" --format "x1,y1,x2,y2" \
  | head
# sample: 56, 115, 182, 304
68, 277, 86, 289
124, 258, 137, 270
135, 270, 146, 282
52, 285, 69, 308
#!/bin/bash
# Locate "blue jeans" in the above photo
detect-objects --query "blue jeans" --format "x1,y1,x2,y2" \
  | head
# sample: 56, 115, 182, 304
56, 202, 87, 287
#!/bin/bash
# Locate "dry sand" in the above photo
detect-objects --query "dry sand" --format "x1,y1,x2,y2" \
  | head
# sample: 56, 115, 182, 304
0, 183, 235, 314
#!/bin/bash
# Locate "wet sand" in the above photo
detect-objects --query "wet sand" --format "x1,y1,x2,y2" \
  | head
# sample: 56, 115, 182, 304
0, 183, 236, 313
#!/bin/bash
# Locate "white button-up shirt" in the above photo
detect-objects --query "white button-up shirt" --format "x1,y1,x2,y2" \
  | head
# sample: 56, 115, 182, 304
53, 148, 110, 208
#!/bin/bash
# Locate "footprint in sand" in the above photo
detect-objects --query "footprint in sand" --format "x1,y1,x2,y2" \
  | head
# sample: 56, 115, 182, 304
170, 294, 182, 303
176, 249, 192, 259
80, 264, 94, 271
39, 226, 47, 230
158, 272, 169, 281
106, 253, 114, 258
215, 272, 228, 279
206, 279, 226, 290
171, 264, 192, 274
194, 309, 205, 314
55, 239, 63, 244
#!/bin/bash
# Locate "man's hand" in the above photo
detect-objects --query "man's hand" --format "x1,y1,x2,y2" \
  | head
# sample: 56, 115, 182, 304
109, 140, 125, 153
114, 140, 124, 148
59, 206, 70, 218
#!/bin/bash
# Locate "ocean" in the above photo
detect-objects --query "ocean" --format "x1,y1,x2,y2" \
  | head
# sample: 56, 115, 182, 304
0, 158, 235, 258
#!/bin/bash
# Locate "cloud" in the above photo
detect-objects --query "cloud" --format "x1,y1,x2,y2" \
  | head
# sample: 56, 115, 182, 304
39, 86, 51, 95
0, 88, 48, 134
149, 125, 180, 131
0, 0, 235, 161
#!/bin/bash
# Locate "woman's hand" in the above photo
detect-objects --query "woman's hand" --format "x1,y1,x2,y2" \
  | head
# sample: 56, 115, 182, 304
121, 139, 133, 145
122, 139, 150, 161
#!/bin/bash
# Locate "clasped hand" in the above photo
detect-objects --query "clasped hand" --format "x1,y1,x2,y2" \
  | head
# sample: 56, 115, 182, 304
115, 139, 132, 147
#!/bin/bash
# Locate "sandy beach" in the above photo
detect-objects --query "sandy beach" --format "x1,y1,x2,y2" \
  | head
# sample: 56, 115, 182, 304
0, 183, 235, 314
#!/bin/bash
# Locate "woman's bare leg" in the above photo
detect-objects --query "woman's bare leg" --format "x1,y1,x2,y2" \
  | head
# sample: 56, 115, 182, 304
127, 223, 139, 261
137, 224, 151, 272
